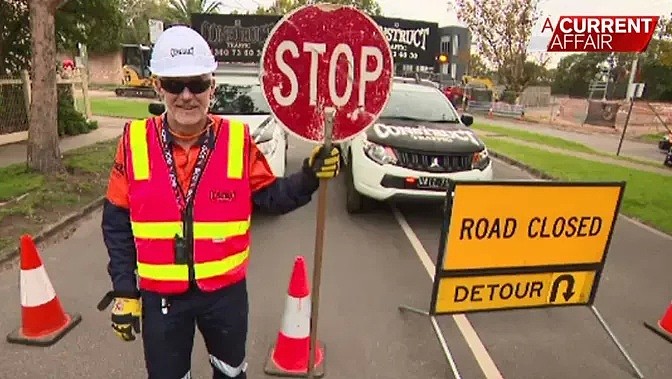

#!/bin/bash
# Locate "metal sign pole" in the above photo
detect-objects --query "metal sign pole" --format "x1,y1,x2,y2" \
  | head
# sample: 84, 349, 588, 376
307, 107, 335, 378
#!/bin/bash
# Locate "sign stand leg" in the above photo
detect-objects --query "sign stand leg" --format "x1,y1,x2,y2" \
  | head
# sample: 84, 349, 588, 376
307, 108, 335, 379
590, 305, 644, 379
398, 305, 462, 379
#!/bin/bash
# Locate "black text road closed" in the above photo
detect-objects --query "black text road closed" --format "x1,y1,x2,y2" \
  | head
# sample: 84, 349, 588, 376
433, 271, 596, 314
441, 182, 625, 270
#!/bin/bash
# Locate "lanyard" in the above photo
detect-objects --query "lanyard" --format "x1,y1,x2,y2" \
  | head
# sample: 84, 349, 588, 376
158, 116, 214, 212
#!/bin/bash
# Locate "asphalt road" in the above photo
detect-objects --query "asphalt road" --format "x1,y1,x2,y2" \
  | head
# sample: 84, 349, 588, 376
483, 117, 667, 163
0, 136, 671, 379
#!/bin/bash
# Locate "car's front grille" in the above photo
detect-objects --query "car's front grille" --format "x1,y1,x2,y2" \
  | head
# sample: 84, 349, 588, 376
393, 148, 473, 173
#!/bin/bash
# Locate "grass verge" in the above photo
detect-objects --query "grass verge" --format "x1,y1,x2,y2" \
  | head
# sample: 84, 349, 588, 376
473, 123, 598, 153
0, 139, 118, 252
77, 97, 152, 119
483, 137, 672, 235
636, 132, 668, 144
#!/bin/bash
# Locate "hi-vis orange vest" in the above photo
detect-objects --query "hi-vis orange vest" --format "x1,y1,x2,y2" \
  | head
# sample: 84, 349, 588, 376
123, 116, 252, 295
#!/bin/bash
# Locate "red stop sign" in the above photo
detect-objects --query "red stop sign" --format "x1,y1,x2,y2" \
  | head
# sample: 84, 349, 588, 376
260, 4, 393, 143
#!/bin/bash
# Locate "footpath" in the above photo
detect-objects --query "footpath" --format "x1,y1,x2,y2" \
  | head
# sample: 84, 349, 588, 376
483, 116, 667, 163
0, 116, 125, 169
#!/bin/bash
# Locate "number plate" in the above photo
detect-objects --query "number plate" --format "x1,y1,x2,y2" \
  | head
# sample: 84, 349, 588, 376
417, 176, 451, 190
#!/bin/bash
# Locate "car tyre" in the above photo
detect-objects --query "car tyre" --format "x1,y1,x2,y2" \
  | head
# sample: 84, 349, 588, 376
345, 150, 369, 213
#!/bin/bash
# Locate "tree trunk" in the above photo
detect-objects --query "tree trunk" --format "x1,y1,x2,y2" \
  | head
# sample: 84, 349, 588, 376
27, 0, 63, 174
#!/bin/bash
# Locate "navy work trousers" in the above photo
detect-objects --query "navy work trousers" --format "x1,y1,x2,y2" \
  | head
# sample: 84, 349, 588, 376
140, 279, 248, 379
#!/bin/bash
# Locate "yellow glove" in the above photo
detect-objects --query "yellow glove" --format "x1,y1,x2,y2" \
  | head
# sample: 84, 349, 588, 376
306, 144, 341, 179
97, 291, 142, 342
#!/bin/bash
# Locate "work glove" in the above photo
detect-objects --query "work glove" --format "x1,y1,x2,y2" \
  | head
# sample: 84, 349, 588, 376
97, 291, 142, 342
304, 144, 341, 179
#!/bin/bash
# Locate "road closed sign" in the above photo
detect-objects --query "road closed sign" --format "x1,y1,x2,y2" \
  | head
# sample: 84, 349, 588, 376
259, 3, 394, 143
429, 180, 626, 315
441, 181, 625, 270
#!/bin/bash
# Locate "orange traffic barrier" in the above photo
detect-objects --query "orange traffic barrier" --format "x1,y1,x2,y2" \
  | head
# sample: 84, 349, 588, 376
264, 256, 325, 377
6, 234, 81, 346
644, 300, 672, 344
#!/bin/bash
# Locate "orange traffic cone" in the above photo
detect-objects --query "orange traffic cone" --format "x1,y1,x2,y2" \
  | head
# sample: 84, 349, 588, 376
264, 256, 325, 377
6, 234, 81, 346
644, 300, 672, 344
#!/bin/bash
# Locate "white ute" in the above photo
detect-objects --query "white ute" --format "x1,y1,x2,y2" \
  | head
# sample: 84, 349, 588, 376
341, 79, 493, 213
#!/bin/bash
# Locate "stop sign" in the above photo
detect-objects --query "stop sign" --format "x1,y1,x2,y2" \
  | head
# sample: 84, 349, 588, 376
260, 4, 393, 143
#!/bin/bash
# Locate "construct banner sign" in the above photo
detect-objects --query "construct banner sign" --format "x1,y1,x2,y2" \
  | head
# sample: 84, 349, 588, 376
429, 180, 625, 315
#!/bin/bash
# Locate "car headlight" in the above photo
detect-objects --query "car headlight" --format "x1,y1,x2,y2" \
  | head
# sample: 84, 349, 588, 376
471, 148, 490, 170
252, 118, 275, 143
363, 139, 397, 165
252, 119, 278, 156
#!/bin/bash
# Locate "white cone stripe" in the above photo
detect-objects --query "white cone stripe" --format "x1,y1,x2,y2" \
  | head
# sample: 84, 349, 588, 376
280, 295, 311, 339
20, 266, 57, 308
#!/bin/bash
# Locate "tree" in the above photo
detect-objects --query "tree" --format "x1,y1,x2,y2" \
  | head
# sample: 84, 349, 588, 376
56, 0, 125, 54
550, 53, 610, 97
467, 53, 490, 76
27, 0, 68, 173
120, 0, 173, 44
165, 0, 223, 24
0, 1, 30, 75
22, 0, 124, 174
1, 0, 124, 74
255, 0, 382, 16
453, 0, 542, 95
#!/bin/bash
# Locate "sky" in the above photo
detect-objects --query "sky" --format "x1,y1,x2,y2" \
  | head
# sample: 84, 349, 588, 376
213, 0, 672, 67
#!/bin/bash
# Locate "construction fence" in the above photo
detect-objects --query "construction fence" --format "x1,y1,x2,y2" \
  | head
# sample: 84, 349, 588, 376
523, 96, 672, 138
460, 85, 671, 138
461, 86, 553, 120
0, 68, 92, 141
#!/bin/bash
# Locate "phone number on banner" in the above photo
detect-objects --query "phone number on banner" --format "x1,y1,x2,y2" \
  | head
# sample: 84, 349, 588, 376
392, 50, 419, 60
213, 48, 262, 58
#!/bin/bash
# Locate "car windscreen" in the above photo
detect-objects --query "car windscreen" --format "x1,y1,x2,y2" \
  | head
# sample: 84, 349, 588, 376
379, 87, 460, 122
209, 84, 271, 115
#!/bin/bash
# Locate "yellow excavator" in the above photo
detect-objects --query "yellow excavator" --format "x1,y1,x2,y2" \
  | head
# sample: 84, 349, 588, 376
114, 44, 159, 98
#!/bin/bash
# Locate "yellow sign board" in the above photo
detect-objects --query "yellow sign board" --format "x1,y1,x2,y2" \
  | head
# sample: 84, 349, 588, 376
441, 182, 624, 271
432, 270, 596, 314
429, 181, 625, 315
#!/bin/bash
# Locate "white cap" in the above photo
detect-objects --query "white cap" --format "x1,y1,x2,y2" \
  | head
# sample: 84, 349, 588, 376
149, 26, 217, 78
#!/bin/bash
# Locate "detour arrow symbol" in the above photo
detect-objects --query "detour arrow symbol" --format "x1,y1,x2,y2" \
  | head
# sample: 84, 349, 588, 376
549, 274, 576, 302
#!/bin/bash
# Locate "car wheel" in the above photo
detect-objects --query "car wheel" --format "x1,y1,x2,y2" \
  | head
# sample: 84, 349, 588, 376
345, 150, 367, 214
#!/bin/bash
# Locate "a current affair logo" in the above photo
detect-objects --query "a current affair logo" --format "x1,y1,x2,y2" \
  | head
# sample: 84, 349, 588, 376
528, 15, 660, 53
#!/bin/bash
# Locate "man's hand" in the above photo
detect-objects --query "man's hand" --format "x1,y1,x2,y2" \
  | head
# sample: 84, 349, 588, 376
97, 291, 142, 342
305, 144, 341, 179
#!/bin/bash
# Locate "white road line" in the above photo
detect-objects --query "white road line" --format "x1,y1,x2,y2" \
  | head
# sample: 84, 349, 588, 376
391, 206, 504, 379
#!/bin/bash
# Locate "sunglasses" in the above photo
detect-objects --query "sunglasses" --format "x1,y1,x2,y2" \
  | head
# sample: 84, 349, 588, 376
160, 79, 212, 94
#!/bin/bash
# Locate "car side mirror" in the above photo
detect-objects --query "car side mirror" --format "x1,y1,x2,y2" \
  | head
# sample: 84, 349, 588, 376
460, 113, 474, 127
148, 102, 165, 116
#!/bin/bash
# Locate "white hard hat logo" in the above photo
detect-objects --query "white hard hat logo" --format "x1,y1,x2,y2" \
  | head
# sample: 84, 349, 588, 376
170, 47, 195, 57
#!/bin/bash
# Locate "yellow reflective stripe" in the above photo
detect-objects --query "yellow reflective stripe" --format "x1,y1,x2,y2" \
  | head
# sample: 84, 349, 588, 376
227, 120, 245, 179
137, 249, 249, 281
195, 249, 249, 279
129, 120, 150, 181
131, 221, 249, 239
137, 262, 189, 281
131, 221, 183, 238
194, 220, 250, 239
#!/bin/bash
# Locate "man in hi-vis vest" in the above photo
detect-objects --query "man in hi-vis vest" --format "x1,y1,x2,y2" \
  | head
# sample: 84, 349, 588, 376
97, 26, 340, 379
